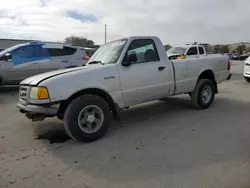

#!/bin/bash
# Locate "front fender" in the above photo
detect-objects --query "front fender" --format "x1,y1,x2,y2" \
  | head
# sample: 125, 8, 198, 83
38, 64, 124, 107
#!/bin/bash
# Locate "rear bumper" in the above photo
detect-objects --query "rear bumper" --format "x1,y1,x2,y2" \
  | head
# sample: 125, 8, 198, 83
227, 73, 232, 80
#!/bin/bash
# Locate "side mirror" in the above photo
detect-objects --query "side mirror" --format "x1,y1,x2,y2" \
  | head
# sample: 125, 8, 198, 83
122, 61, 131, 67
122, 53, 137, 67
4, 53, 12, 61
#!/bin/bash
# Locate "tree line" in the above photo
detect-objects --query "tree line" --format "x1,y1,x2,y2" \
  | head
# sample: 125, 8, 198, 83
64, 36, 96, 47
64, 36, 250, 55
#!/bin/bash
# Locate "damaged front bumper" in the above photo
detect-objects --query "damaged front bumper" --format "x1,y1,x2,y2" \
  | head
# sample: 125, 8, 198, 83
17, 102, 59, 121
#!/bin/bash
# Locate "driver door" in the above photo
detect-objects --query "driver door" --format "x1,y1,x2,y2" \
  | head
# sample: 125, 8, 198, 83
118, 39, 170, 106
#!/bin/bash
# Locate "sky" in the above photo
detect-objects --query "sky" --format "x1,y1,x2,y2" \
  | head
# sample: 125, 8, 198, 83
0, 0, 249, 45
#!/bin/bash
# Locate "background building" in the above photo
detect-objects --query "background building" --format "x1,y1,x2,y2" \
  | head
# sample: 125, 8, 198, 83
0, 38, 36, 51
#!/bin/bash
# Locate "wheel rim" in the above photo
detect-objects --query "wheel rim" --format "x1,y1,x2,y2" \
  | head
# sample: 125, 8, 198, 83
201, 86, 212, 104
77, 105, 104, 133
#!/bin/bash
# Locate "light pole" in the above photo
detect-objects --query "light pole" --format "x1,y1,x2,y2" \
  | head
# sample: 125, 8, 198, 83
105, 24, 107, 43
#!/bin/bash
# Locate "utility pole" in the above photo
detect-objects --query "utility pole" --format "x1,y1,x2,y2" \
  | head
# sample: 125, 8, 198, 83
104, 24, 107, 43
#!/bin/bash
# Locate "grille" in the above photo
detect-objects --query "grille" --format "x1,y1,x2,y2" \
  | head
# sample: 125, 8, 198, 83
19, 86, 29, 104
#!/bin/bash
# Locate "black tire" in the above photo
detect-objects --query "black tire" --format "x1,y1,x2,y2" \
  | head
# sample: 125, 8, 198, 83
64, 94, 111, 142
244, 76, 250, 83
191, 79, 215, 109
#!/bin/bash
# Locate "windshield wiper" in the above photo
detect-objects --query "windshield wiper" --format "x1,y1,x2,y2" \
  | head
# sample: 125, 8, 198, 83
88, 61, 104, 65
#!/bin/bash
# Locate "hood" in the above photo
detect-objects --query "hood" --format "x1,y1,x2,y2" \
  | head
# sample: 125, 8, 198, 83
20, 66, 93, 86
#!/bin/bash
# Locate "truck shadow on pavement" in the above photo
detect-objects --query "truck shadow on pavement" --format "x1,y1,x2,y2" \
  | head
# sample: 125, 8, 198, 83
31, 95, 250, 184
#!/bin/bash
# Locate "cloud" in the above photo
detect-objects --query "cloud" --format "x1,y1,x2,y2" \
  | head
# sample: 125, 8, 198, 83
38, 0, 46, 7
0, 0, 250, 45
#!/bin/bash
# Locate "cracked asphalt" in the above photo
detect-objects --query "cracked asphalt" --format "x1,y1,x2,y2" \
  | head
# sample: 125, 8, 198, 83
0, 61, 250, 188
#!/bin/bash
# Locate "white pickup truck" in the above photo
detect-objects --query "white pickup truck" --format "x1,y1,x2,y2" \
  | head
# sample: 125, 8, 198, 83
167, 44, 207, 60
17, 36, 231, 142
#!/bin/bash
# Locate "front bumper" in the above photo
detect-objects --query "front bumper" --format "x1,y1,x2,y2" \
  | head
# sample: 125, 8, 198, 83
244, 73, 250, 78
17, 102, 59, 115
17, 102, 59, 121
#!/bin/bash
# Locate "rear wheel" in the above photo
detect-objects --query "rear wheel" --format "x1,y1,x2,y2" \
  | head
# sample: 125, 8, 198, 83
64, 95, 111, 142
244, 76, 250, 83
191, 79, 215, 109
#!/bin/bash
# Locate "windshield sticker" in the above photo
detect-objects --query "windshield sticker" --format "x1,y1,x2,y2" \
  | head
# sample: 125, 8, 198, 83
111, 41, 126, 47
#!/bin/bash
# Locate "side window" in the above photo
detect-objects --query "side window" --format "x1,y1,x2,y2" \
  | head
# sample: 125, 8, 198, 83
63, 47, 77, 55
32, 45, 49, 57
11, 44, 49, 65
48, 47, 77, 57
12, 45, 34, 58
126, 39, 160, 63
199, 47, 205, 55
12, 45, 49, 58
187, 47, 198, 55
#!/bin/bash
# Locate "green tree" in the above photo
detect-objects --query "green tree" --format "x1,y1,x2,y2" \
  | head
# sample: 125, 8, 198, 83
246, 47, 250, 52
164, 44, 172, 51
64, 36, 95, 47
236, 45, 246, 54
218, 45, 229, 53
213, 45, 220, 53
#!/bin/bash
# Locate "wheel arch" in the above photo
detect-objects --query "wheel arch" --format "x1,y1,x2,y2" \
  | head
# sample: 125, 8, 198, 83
197, 69, 218, 93
58, 88, 119, 120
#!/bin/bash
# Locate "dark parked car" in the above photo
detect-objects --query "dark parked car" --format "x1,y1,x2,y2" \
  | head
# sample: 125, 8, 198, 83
232, 53, 239, 60
239, 53, 250, 60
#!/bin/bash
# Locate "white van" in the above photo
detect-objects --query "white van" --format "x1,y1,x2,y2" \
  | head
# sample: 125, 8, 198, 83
0, 42, 90, 85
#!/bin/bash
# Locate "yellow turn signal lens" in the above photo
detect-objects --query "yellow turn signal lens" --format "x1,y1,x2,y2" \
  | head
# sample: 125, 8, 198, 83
38, 87, 49, 100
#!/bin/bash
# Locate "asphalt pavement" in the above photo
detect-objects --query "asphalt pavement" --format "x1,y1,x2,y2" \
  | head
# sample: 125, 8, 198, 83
0, 61, 250, 188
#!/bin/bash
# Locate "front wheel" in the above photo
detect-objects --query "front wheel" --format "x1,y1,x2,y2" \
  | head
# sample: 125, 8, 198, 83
191, 79, 215, 109
64, 95, 111, 142
244, 76, 250, 83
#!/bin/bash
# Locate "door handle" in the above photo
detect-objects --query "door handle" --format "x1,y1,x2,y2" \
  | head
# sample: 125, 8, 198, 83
61, 60, 69, 63
158, 66, 166, 71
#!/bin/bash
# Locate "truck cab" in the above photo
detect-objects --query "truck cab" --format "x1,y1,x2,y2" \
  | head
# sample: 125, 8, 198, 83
167, 44, 206, 60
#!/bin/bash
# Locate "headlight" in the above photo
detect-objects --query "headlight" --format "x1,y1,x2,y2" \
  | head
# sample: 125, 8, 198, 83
30, 87, 49, 100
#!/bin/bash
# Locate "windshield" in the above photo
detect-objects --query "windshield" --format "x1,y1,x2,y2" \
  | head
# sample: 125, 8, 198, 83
88, 39, 127, 65
0, 43, 25, 57
167, 47, 187, 55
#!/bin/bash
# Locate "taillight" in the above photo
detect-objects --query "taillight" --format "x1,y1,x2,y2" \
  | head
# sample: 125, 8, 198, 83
228, 60, 231, 70
82, 56, 90, 61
